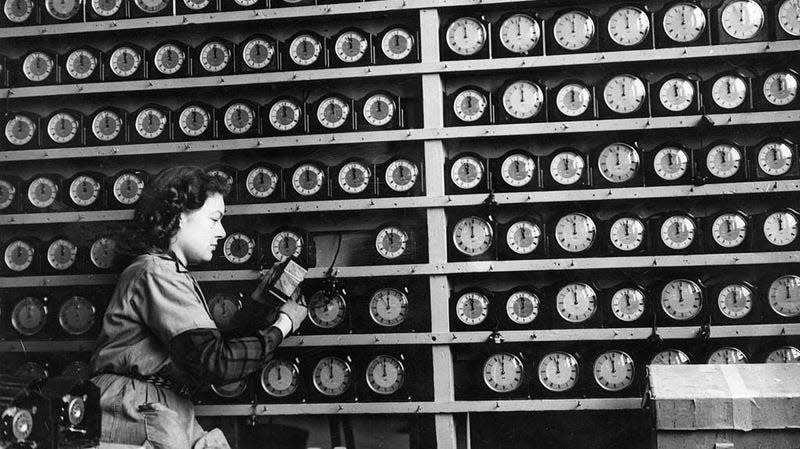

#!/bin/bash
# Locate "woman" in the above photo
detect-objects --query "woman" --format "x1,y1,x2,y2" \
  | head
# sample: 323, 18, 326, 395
90, 166, 307, 449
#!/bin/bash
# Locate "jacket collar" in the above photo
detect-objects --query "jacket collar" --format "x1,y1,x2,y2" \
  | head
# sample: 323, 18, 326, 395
152, 250, 190, 273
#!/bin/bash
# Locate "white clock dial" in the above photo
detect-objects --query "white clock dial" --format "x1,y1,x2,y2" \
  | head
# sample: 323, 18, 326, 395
135, 108, 167, 139
556, 282, 598, 323
90, 237, 117, 269
289, 34, 322, 66
58, 295, 96, 335
261, 359, 299, 398
91, 110, 122, 142
334, 30, 369, 63
0, 179, 16, 211
317, 96, 350, 129
607, 6, 651, 46
222, 233, 255, 264
554, 213, 597, 253
757, 141, 795, 176
224, 103, 255, 134
154, 43, 186, 76
270, 230, 303, 261
662, 2, 707, 42
707, 347, 748, 364
653, 146, 689, 181
763, 210, 798, 247
337, 161, 371, 194
455, 291, 490, 325
660, 215, 696, 250
5, 114, 36, 146
4, 240, 35, 272
549, 151, 585, 185
766, 346, 800, 363
506, 220, 541, 255
538, 351, 579, 392
659, 77, 696, 112
500, 153, 535, 187
69, 175, 101, 207
593, 350, 635, 391
91, 0, 122, 16
768, 275, 800, 317
446, 17, 487, 56
381, 28, 414, 60
450, 155, 484, 189
711, 75, 748, 109
199, 42, 231, 73
603, 74, 646, 114
47, 112, 79, 144
23, 52, 55, 82
720, 0, 764, 39
27, 177, 58, 209
711, 212, 748, 248
4, 0, 33, 22
452, 216, 493, 256
499, 13, 541, 53
11, 296, 48, 336
65, 49, 98, 80
133, 0, 167, 13
308, 290, 347, 329
268, 99, 302, 132
762, 71, 798, 106
245, 166, 277, 199
609, 216, 645, 252
502, 80, 544, 120
555, 83, 592, 117
777, 0, 800, 36
452, 89, 487, 122
611, 287, 646, 322
113, 172, 144, 205
483, 353, 524, 393
178, 105, 210, 137
369, 288, 408, 327
660, 279, 703, 320
375, 226, 409, 259
650, 349, 690, 365
242, 38, 275, 70
385, 159, 418, 192
362, 93, 396, 127
182, 0, 209, 11
597, 142, 640, 183
506, 290, 540, 324
553, 10, 596, 50
109, 47, 141, 78
717, 283, 753, 319
706, 143, 743, 178
366, 355, 405, 395
312, 356, 352, 396
210, 380, 247, 398
292, 164, 324, 196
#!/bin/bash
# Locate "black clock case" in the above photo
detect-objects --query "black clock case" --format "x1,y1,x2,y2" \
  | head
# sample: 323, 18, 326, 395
653, 277, 709, 326
547, 79, 597, 122
104, 43, 147, 82
439, 14, 491, 61
282, 31, 328, 71
52, 287, 107, 338
207, 229, 260, 270
598, 4, 655, 51
526, 343, 587, 399
772, 0, 800, 40
374, 25, 420, 65
41, 0, 84, 23
375, 155, 425, 198
601, 282, 654, 328
701, 70, 754, 114
217, 99, 261, 139
703, 209, 754, 253
648, 211, 704, 254
491, 11, 545, 58
331, 157, 377, 199
355, 90, 405, 131
493, 79, 548, 124
496, 285, 552, 330
644, 143, 696, 186
1, 237, 43, 276
356, 349, 427, 402
490, 150, 542, 192
328, 27, 374, 68
710, 0, 770, 44
4, 289, 54, 339
285, 160, 330, 202
444, 152, 491, 194
148, 40, 192, 79
372, 223, 425, 265
85, 235, 123, 274
653, 0, 712, 47
176, 0, 219, 15
753, 207, 800, 251
1, 112, 41, 151
0, 175, 24, 214
195, 377, 253, 405
86, 0, 128, 20
23, 174, 67, 213
450, 287, 496, 332
709, 280, 762, 324
86, 107, 128, 147
589, 141, 645, 188
749, 137, 799, 179
497, 215, 548, 260
129, 104, 172, 144
42, 109, 85, 148
549, 280, 603, 329
584, 343, 646, 398
171, 102, 216, 141
444, 85, 493, 127
301, 352, 357, 403
65, 171, 107, 210
192, 38, 237, 77
446, 212, 498, 262
351, 279, 430, 334
0, 0, 40, 26
650, 73, 703, 117
546, 8, 601, 55
255, 354, 306, 404
128, 0, 173, 18
754, 67, 800, 111
694, 139, 750, 184
13, 49, 60, 86
596, 73, 651, 120
259, 226, 309, 268
547, 210, 602, 258
263, 96, 307, 136
237, 34, 280, 73
237, 162, 283, 204
60, 47, 105, 84
759, 272, 800, 323
464, 348, 533, 400
308, 93, 356, 134
603, 213, 650, 256
541, 148, 592, 190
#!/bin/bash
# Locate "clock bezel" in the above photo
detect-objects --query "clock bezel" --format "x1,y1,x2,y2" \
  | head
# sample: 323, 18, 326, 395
238, 162, 283, 205
2, 111, 41, 151
309, 92, 356, 134
263, 95, 307, 136
546, 7, 601, 55
43, 108, 85, 148
597, 73, 651, 119
695, 139, 749, 184
542, 147, 591, 190
439, 14, 491, 61
649, 211, 704, 255
283, 30, 328, 71
86, 106, 128, 147
602, 282, 652, 327
445, 85, 493, 127
704, 209, 753, 253
650, 73, 702, 117
590, 141, 645, 188
599, 3, 655, 51
753, 207, 800, 251
217, 99, 261, 139
238, 33, 280, 73
494, 78, 548, 124
355, 90, 404, 131
604, 212, 649, 255
653, 0, 711, 47
172, 101, 216, 141
149, 40, 191, 79
498, 214, 548, 260
753, 67, 800, 111
701, 70, 754, 114
332, 157, 376, 199
285, 159, 330, 202
129, 103, 171, 144
710, 280, 761, 324
66, 170, 106, 210
193, 38, 236, 77
711, 0, 769, 44
445, 152, 490, 194
491, 11, 545, 58
61, 46, 104, 84
547, 79, 597, 122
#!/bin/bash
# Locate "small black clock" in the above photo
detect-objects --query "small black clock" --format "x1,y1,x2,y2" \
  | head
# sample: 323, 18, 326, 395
211, 230, 259, 269
130, 104, 171, 144
1, 0, 38, 26
283, 31, 327, 71
492, 11, 544, 58
24, 174, 66, 213
149, 40, 191, 79
695, 140, 748, 184
605, 213, 648, 255
2, 112, 41, 150
205, 164, 237, 203
546, 8, 600, 55
0, 175, 23, 213
376, 156, 424, 197
542, 148, 591, 190
654, 0, 711, 47
15, 49, 59, 86
761, 273, 800, 322
356, 90, 404, 131
755, 208, 800, 251
375, 25, 419, 65
655, 277, 707, 325
61, 47, 104, 84
702, 70, 753, 114
87, 0, 127, 20
286, 160, 329, 201
302, 286, 351, 334
494, 79, 547, 124
43, 236, 83, 274
107, 169, 148, 209
490, 149, 540, 192
550, 281, 602, 328
129, 0, 171, 18
263, 96, 306, 136
88, 235, 121, 273
590, 141, 644, 188
603, 282, 652, 327
445, 85, 492, 126
332, 157, 375, 199
448, 214, 497, 262
549, 211, 601, 257
105, 43, 147, 82
773, 0, 800, 40
548, 79, 596, 122
749, 137, 798, 180
711, 0, 768, 43
499, 286, 550, 329
330, 27, 373, 68
176, 0, 218, 15
261, 227, 308, 266
193, 38, 236, 76
8, 293, 51, 338
43, 109, 84, 147
704, 209, 752, 252
256, 355, 305, 404
218, 99, 260, 139
644, 142, 694, 185
498, 214, 547, 259
2, 237, 42, 276
754, 67, 799, 111
173, 102, 215, 141
373, 223, 421, 265
302, 353, 356, 403
444, 152, 490, 194
86, 107, 127, 146
238, 34, 279, 73
710, 280, 760, 324
309, 93, 355, 134
66, 171, 106, 210
600, 4, 654, 51
650, 73, 702, 117
239, 163, 282, 204
440, 15, 490, 60
450, 288, 495, 331
56, 289, 105, 338
597, 73, 650, 119
649, 212, 703, 254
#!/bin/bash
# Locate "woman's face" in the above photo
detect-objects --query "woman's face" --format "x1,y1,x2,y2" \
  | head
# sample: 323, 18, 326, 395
171, 192, 226, 265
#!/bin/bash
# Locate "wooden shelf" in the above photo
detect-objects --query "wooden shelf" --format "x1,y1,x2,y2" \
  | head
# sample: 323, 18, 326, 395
4, 41, 798, 100
2, 110, 799, 163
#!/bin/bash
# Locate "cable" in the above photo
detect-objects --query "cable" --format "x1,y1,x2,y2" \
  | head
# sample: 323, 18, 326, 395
324, 231, 343, 278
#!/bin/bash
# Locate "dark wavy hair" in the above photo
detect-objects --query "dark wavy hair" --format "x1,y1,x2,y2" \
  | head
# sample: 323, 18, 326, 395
118, 166, 230, 259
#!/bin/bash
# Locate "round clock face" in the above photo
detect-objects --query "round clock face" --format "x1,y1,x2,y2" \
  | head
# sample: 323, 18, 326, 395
4, 240, 35, 272
659, 77, 696, 112
289, 34, 322, 66
717, 283, 753, 319
757, 141, 795, 176
66, 397, 86, 426
506, 220, 541, 255
245, 166, 278, 199
597, 143, 641, 183
455, 291, 489, 325
603, 75, 646, 114
660, 215, 695, 250
66, 49, 98, 80
58, 296, 96, 336
12, 296, 47, 336
135, 108, 167, 139
199, 42, 231, 73
338, 161, 371, 194
707, 347, 748, 364
608, 6, 650, 46
706, 143, 743, 178
113, 172, 144, 205
556, 282, 598, 323
362, 93, 396, 127
385, 159, 419, 193
269, 99, 302, 132
23, 52, 55, 82
0, 179, 16, 211
506, 290, 540, 324
662, 2, 707, 42
502, 80, 544, 120
47, 238, 77, 271
182, 0, 209, 11
91, 110, 123, 142
554, 212, 597, 253
292, 163, 324, 196
611, 287, 646, 322
711, 75, 748, 109
366, 355, 405, 395
778, 0, 800, 36
450, 155, 484, 189
711, 212, 748, 248
308, 290, 347, 329
89, 237, 117, 269
91, 0, 122, 16
650, 349, 691, 365
721, 0, 764, 39
47, 112, 79, 144
609, 216, 645, 252
766, 346, 800, 363
653, 146, 689, 181
483, 353, 524, 393
763, 71, 798, 106
154, 43, 186, 76
538, 351, 579, 392
375, 226, 409, 259
452, 216, 493, 256
222, 233, 255, 264
207, 293, 241, 330
5, 114, 36, 146
593, 350, 635, 391
211, 380, 247, 398
499, 13, 541, 53
28, 177, 58, 209
500, 153, 536, 188
242, 38, 275, 70
550, 151, 585, 185
661, 279, 703, 320
369, 288, 408, 327
261, 359, 299, 398
133, 0, 168, 13
4, 0, 33, 22
445, 16, 487, 56
767, 275, 800, 317
553, 10, 596, 50
556, 83, 592, 117
334, 30, 369, 64
763, 210, 798, 247
381, 28, 414, 60
453, 89, 488, 123
109, 47, 141, 78
178, 105, 210, 137
317, 96, 350, 129
224, 103, 255, 134
312, 356, 352, 396
270, 230, 303, 261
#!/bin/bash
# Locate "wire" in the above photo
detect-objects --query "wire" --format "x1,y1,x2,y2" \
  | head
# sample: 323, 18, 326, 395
324, 231, 343, 278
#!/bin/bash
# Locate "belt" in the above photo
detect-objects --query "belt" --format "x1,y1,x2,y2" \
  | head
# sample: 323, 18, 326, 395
98, 371, 194, 398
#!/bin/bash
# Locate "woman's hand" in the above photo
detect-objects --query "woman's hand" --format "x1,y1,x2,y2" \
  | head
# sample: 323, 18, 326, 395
279, 299, 308, 333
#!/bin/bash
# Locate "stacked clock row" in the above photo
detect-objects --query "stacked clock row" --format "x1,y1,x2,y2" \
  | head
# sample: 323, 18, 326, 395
1, 357, 92, 382
449, 273, 800, 331
440, 0, 800, 61
445, 68, 799, 126
455, 338, 800, 399
3, 28, 418, 88
1, 92, 410, 151
0, 286, 108, 339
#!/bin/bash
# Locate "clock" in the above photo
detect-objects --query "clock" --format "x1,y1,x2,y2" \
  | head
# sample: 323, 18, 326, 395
658, 278, 705, 324
66, 171, 105, 210
376, 25, 418, 65
482, 353, 525, 394
492, 12, 544, 58
105, 43, 145, 81
205, 164, 237, 203
651, 73, 702, 116
503, 287, 545, 327
260, 358, 301, 401
452, 289, 492, 329
377, 156, 423, 197
205, 291, 242, 330
284, 31, 326, 71
330, 27, 372, 67
374, 224, 414, 263
264, 96, 306, 136
194, 39, 235, 76
25, 174, 65, 213
697, 140, 748, 183
240, 163, 281, 203
107, 169, 147, 209
62, 47, 103, 83
87, 0, 125, 20
598, 73, 649, 119
491, 150, 540, 192
239, 34, 278, 73
287, 160, 328, 201
712, 0, 768, 43
765, 346, 800, 363
3, 238, 41, 275
310, 356, 353, 398
0, 176, 22, 213
495, 79, 547, 124
706, 210, 751, 251
176, 0, 217, 15
593, 350, 636, 393
441, 15, 489, 60
208, 380, 248, 402
220, 0, 262, 11
651, 212, 702, 254
712, 281, 758, 323
645, 143, 694, 185
150, 41, 190, 79
548, 80, 596, 121
650, 348, 691, 365
773, 0, 800, 39
551, 212, 599, 256
755, 68, 800, 110
215, 231, 257, 268
131, 104, 170, 143
87, 107, 127, 146
654, 0, 710, 47
17, 49, 58, 86
173, 102, 215, 141
499, 215, 546, 259
57, 295, 97, 336
543, 148, 590, 189
703, 70, 752, 114
605, 283, 650, 326
445, 153, 488, 193
219, 100, 260, 138
547, 8, 599, 54
1, 0, 37, 25
601, 4, 654, 51
537, 351, 579, 394
707, 346, 748, 364
262, 227, 307, 265
365, 354, 406, 396
129, 0, 170, 17
755, 208, 799, 250
445, 86, 491, 126
11, 295, 49, 337
764, 274, 800, 320
310, 93, 355, 133
333, 158, 374, 198
88, 236, 119, 272
554, 281, 600, 326
356, 91, 403, 131
42, 0, 81, 22
606, 214, 647, 254
44, 109, 84, 147
369, 287, 409, 328
592, 142, 643, 187
449, 215, 496, 261
2, 112, 40, 150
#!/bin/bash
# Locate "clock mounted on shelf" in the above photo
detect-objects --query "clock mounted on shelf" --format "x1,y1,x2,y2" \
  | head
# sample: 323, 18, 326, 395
363, 353, 408, 399
107, 169, 148, 209
16, 49, 59, 86
176, 0, 217, 15
754, 208, 799, 251
24, 174, 66, 213
286, 160, 329, 201
657, 277, 707, 325
498, 214, 547, 259
592, 349, 637, 395
87, 0, 126, 20
764, 346, 800, 363
239, 163, 282, 203
129, 0, 170, 18
696, 140, 748, 183
215, 231, 259, 269
711, 0, 768, 43
0, 175, 22, 213
106, 43, 146, 82
194, 38, 235, 76
2, 237, 42, 276
305, 288, 350, 333
445, 152, 490, 194
150, 40, 191, 79
333, 157, 375, 199
261, 227, 308, 266
42, 0, 82, 23
547, 8, 599, 55
87, 107, 127, 146
548, 80, 596, 122
62, 47, 103, 84
445, 85, 492, 126
259, 357, 303, 403
263, 96, 306, 136
440, 15, 489, 60
605, 213, 648, 255
173, 102, 215, 141
654, 0, 710, 47
773, 0, 800, 39
44, 236, 81, 274
66, 171, 106, 210
310, 93, 355, 133
651, 212, 703, 254
705, 210, 752, 252
754, 67, 799, 111
204, 289, 242, 331
600, 4, 654, 51
537, 351, 580, 396
2, 112, 40, 150
604, 282, 651, 327
492, 11, 544, 58
330, 27, 373, 68
56, 292, 100, 337
591, 141, 644, 188
307, 355, 354, 402
711, 280, 759, 324
238, 34, 279, 73
552, 281, 601, 327
490, 150, 540, 192
366, 286, 412, 330
501, 286, 548, 328
130, 104, 171, 143
374, 223, 420, 264
376, 156, 423, 197
9, 295, 50, 337
644, 143, 694, 185
448, 214, 496, 262
597, 73, 650, 119
284, 31, 327, 71
762, 273, 800, 321
43, 109, 84, 147
542, 148, 590, 190
481, 352, 527, 396
205, 164, 237, 203
219, 99, 260, 139
494, 79, 547, 124
549, 212, 600, 257
88, 235, 120, 273
375, 25, 418, 65
702, 70, 753, 114
356, 91, 404, 131
651, 73, 702, 116
650, 348, 692, 365
1, 0, 38, 26
220, 0, 262, 11
707, 346, 749, 364
451, 288, 494, 330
